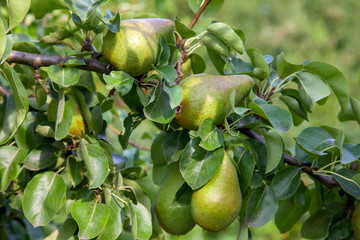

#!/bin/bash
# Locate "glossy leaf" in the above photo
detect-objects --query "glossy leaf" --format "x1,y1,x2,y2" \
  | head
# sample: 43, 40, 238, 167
264, 130, 284, 174
341, 143, 360, 164
180, 138, 224, 189
30, 0, 66, 19
224, 56, 254, 75
249, 102, 292, 132
23, 172, 66, 227
201, 32, 228, 57
333, 168, 360, 199
7, 0, 31, 32
97, 196, 123, 240
23, 144, 61, 171
103, 71, 135, 96
271, 167, 301, 200
296, 71, 331, 110
301, 210, 332, 239
198, 118, 224, 151
162, 130, 190, 164
163, 82, 183, 108
0, 62, 29, 144
0, 146, 26, 191
276, 52, 303, 78
246, 185, 278, 228
174, 16, 196, 39
0, 18, 6, 60
129, 202, 152, 240
144, 81, 176, 123
157, 36, 171, 67
43, 218, 77, 240
207, 22, 244, 53
54, 92, 72, 140
280, 95, 308, 120
304, 61, 349, 111
0, 95, 17, 145
248, 48, 269, 78
118, 113, 144, 149
48, 65, 80, 87
71, 199, 110, 239
295, 127, 334, 156
78, 140, 109, 189
66, 155, 84, 188
238, 150, 255, 192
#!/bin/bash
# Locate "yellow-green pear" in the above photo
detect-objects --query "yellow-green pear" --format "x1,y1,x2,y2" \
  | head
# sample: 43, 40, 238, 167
67, 92, 86, 137
155, 168, 195, 235
191, 151, 242, 232
102, 18, 174, 76
352, 202, 360, 239
175, 74, 254, 130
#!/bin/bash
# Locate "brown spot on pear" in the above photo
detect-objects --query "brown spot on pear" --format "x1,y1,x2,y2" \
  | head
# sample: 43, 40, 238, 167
175, 74, 254, 130
102, 18, 174, 76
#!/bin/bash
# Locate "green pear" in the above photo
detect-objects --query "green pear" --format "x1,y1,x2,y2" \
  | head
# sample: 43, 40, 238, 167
102, 18, 174, 76
66, 91, 86, 137
155, 167, 195, 235
175, 74, 254, 130
352, 202, 360, 239
191, 151, 242, 232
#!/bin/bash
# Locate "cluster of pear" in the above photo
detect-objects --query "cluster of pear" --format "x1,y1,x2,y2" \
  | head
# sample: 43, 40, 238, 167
155, 152, 242, 235
100, 18, 254, 234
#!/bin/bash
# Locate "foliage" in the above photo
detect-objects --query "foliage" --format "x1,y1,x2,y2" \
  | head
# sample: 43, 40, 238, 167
0, 0, 360, 239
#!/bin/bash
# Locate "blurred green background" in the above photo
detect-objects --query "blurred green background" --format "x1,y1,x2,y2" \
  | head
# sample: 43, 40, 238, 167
100, 0, 360, 239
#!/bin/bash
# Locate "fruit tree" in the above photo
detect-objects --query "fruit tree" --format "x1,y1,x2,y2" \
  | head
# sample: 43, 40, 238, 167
0, 0, 360, 239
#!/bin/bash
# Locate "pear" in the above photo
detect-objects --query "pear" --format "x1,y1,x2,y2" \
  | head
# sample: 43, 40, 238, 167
191, 151, 242, 232
102, 18, 174, 76
352, 202, 360, 239
175, 74, 254, 130
155, 167, 195, 235
67, 92, 86, 137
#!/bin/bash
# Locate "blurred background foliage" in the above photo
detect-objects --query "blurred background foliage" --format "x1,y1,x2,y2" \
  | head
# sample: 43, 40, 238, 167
3, 0, 360, 239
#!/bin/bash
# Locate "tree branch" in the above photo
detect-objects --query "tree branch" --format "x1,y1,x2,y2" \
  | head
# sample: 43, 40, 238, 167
7, 50, 111, 75
242, 128, 339, 189
188, 0, 212, 29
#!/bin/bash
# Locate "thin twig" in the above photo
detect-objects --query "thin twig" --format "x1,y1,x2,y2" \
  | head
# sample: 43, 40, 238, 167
108, 124, 150, 151
188, 0, 212, 29
242, 128, 339, 189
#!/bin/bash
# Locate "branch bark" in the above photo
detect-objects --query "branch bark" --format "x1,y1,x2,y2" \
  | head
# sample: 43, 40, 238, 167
242, 128, 339, 189
7, 50, 111, 74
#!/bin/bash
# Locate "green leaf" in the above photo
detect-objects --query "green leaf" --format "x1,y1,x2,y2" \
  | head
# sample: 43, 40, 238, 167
151, 132, 166, 166
103, 71, 135, 96
350, 97, 360, 125
189, 53, 206, 74
66, 155, 84, 188
238, 150, 255, 192
155, 65, 178, 86
304, 61, 349, 111
0, 146, 26, 192
0, 18, 6, 60
157, 36, 171, 67
188, 0, 224, 17
271, 167, 301, 200
198, 118, 224, 151
174, 16, 196, 39
246, 184, 278, 228
207, 22, 244, 53
247, 48, 269, 78
0, 34, 13, 64
48, 65, 80, 87
280, 92, 308, 121
263, 130, 284, 174
180, 138, 224, 189
296, 71, 331, 111
129, 202, 152, 240
249, 102, 292, 132
295, 127, 334, 156
78, 140, 109, 189
54, 91, 72, 140
332, 168, 360, 199
275, 189, 310, 233
162, 130, 190, 164
224, 56, 254, 75
301, 210, 332, 239
71, 199, 110, 240
35, 83, 47, 107
6, 0, 31, 32
207, 47, 226, 75
23, 172, 66, 227
23, 144, 61, 171
43, 218, 77, 240
41, 28, 73, 45
328, 218, 352, 240
144, 81, 176, 124
97, 196, 123, 240
276, 52, 303, 78
118, 113, 144, 149
30, 0, 66, 19
163, 83, 183, 109
341, 143, 360, 164
0, 62, 29, 144
201, 32, 228, 57
0, 95, 17, 145
247, 139, 267, 176
100, 12, 120, 33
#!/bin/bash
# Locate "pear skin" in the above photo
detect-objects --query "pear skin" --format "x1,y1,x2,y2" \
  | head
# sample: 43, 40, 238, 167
191, 151, 242, 232
155, 168, 195, 235
102, 18, 174, 76
352, 202, 360, 240
175, 74, 254, 130
67, 92, 86, 137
